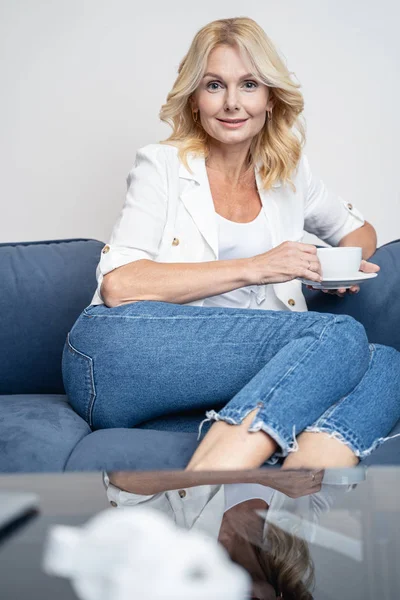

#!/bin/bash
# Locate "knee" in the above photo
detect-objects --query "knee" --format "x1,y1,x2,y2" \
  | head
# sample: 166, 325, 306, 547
326, 315, 370, 376
331, 314, 368, 348
371, 343, 400, 376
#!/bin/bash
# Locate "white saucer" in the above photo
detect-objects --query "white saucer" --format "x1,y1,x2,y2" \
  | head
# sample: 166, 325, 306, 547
299, 272, 378, 289
322, 466, 367, 485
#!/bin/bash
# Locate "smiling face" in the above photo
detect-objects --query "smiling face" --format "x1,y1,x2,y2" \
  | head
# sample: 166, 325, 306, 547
190, 44, 273, 151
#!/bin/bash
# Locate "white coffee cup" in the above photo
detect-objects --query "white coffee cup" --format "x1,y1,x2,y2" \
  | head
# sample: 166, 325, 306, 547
316, 247, 362, 279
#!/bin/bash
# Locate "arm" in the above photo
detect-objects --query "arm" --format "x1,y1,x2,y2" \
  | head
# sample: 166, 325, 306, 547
104, 258, 252, 308
98, 145, 253, 307
107, 469, 323, 497
302, 155, 368, 248
107, 470, 261, 495
338, 220, 378, 260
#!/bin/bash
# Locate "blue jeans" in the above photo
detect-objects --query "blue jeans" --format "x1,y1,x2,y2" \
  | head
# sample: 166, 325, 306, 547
62, 301, 400, 464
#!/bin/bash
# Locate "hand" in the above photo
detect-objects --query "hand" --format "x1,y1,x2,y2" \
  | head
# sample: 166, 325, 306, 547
251, 468, 324, 498
306, 258, 380, 297
250, 241, 323, 286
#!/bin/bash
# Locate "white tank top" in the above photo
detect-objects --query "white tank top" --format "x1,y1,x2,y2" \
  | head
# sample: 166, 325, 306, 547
202, 208, 287, 311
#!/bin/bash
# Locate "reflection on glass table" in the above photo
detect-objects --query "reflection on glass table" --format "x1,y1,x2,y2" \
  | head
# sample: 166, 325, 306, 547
98, 467, 362, 599
1, 467, 399, 600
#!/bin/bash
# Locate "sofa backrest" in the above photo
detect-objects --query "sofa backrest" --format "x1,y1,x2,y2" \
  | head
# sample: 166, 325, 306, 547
1, 237, 399, 396
303, 239, 400, 352
0, 239, 104, 395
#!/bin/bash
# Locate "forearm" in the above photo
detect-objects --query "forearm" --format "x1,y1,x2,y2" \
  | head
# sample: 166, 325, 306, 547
107, 470, 263, 495
102, 257, 254, 307
338, 222, 377, 260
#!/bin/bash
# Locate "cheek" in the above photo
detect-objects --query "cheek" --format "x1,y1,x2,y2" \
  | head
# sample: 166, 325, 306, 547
251, 101, 269, 116
248, 91, 270, 112
198, 93, 220, 112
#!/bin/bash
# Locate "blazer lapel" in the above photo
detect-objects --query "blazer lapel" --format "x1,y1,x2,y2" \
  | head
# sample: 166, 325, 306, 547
255, 166, 282, 248
254, 168, 283, 304
178, 152, 283, 262
179, 153, 219, 259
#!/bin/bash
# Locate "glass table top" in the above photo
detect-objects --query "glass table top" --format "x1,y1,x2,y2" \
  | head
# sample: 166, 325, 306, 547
0, 466, 399, 600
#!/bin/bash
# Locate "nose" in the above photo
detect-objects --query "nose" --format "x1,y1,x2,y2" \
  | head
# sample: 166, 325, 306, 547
223, 87, 241, 111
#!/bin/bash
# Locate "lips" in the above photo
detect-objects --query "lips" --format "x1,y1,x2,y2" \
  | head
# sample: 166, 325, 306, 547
217, 118, 248, 123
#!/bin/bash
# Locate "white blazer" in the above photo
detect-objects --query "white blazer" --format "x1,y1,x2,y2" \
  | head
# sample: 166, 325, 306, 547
91, 143, 365, 311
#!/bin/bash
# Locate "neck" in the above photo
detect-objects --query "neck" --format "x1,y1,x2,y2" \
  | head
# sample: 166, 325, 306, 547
205, 141, 253, 186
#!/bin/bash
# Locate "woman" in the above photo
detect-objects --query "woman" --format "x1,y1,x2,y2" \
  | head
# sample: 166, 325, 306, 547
62, 17, 400, 470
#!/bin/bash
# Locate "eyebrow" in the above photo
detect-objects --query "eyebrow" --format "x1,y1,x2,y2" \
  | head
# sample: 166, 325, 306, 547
202, 72, 255, 81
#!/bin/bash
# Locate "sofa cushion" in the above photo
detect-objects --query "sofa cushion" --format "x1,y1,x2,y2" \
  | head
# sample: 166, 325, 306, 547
1, 392, 399, 472
137, 409, 208, 434
61, 418, 400, 470
0, 239, 104, 394
303, 239, 400, 351
65, 428, 199, 471
0, 394, 91, 472
62, 419, 400, 470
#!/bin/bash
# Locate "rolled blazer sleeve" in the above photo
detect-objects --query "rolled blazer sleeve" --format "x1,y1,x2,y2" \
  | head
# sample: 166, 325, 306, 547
302, 155, 365, 246
103, 472, 157, 507
95, 145, 168, 299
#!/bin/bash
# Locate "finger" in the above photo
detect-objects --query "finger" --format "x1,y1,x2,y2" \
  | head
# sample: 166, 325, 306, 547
349, 285, 360, 294
298, 243, 318, 254
360, 259, 380, 273
313, 469, 325, 483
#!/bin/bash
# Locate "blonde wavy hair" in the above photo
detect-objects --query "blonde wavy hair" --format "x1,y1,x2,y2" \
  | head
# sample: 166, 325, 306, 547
257, 522, 315, 599
230, 516, 315, 599
158, 16, 306, 192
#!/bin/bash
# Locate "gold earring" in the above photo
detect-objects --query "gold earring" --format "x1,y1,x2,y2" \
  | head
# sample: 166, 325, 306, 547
267, 110, 272, 122
193, 110, 198, 123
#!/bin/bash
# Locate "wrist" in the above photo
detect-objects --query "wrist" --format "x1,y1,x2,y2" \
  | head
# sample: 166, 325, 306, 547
242, 255, 265, 286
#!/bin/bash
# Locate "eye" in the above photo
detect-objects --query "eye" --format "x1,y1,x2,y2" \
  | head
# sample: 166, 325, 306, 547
206, 81, 258, 90
206, 82, 221, 90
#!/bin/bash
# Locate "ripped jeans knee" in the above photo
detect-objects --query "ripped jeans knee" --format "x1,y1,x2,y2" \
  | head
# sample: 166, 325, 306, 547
198, 405, 400, 465
302, 424, 400, 460
197, 343, 400, 465
197, 402, 300, 466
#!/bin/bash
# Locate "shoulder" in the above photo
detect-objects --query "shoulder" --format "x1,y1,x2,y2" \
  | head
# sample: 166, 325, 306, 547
282, 153, 310, 193
135, 142, 180, 161
294, 152, 310, 181
127, 144, 179, 185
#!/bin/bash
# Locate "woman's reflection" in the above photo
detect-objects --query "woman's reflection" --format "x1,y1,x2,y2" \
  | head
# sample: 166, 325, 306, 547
218, 498, 314, 599
104, 468, 363, 599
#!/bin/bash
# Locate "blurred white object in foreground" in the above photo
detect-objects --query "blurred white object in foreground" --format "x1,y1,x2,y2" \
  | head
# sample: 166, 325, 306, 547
42, 506, 251, 600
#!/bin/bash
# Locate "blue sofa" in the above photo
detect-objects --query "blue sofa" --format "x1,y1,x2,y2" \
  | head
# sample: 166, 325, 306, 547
1, 238, 399, 472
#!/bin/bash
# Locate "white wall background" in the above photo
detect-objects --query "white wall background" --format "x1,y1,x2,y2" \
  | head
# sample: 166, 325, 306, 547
1, 0, 399, 246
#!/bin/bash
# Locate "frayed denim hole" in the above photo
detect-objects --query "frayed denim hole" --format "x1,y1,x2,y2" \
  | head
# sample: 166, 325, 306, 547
304, 426, 362, 458
197, 410, 240, 441
197, 405, 301, 465
357, 431, 400, 459
306, 418, 362, 448
263, 425, 300, 466
197, 403, 270, 442
248, 403, 299, 460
